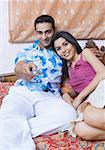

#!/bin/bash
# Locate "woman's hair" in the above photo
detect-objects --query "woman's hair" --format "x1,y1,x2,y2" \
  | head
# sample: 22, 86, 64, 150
51, 30, 83, 83
34, 15, 55, 31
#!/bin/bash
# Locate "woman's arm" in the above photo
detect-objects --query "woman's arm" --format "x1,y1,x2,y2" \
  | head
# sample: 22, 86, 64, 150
62, 93, 74, 105
61, 79, 77, 97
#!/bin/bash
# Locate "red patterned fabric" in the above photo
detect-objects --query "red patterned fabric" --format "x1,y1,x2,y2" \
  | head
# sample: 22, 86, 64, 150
0, 82, 14, 105
0, 82, 105, 149
34, 133, 105, 150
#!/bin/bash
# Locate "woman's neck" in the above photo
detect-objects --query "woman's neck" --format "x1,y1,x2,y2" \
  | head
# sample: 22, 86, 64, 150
70, 53, 80, 68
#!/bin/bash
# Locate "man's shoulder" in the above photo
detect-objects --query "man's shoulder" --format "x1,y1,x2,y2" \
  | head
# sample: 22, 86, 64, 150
33, 40, 40, 47
23, 40, 40, 52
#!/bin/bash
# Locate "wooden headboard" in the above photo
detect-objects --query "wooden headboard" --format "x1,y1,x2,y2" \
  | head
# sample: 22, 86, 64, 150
0, 72, 17, 82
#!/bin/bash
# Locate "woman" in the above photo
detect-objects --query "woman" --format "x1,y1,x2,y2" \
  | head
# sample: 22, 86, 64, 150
52, 31, 105, 140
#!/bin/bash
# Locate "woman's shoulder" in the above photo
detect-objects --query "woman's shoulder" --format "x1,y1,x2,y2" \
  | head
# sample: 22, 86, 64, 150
81, 48, 94, 61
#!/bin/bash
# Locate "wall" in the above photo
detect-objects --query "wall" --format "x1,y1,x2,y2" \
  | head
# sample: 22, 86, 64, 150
0, 0, 104, 74
0, 0, 31, 75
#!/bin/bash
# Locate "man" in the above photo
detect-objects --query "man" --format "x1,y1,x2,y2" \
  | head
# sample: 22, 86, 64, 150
0, 15, 77, 150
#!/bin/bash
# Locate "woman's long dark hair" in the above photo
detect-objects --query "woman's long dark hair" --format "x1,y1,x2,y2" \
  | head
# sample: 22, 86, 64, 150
52, 31, 83, 83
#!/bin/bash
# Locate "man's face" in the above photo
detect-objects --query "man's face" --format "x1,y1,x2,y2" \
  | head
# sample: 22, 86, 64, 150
35, 22, 54, 48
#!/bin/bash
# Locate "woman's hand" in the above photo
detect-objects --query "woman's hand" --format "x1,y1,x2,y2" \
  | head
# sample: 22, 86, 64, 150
72, 99, 81, 109
72, 96, 83, 109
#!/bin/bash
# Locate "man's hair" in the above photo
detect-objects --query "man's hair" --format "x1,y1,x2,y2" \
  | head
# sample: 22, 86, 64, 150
34, 15, 55, 30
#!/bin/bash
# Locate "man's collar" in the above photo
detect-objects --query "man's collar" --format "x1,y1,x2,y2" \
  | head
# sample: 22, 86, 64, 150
38, 42, 52, 51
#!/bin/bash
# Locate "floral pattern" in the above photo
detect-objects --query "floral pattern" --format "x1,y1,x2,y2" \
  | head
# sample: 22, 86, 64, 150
0, 82, 105, 149
14, 40, 62, 96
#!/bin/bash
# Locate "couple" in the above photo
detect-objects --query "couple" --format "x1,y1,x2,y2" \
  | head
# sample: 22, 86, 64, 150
0, 15, 105, 149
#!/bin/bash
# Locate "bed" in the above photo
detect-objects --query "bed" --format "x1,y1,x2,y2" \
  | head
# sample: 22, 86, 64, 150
0, 82, 105, 150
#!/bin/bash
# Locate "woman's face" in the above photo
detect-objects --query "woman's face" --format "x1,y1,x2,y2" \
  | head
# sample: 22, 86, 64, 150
54, 37, 76, 61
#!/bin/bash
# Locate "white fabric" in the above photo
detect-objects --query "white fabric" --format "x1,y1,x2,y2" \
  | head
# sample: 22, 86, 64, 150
87, 79, 105, 108
0, 86, 77, 150
0, 116, 35, 150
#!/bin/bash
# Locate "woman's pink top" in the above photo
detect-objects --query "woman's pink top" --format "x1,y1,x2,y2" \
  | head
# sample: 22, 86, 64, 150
69, 54, 96, 93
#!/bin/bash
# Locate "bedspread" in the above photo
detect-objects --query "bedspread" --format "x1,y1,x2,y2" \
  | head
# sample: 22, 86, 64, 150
0, 82, 105, 150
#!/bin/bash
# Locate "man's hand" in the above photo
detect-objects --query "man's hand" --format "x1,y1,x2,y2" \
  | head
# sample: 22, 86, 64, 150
14, 61, 37, 81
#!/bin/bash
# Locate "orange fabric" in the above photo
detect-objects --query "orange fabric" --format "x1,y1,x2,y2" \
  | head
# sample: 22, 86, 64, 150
8, 0, 105, 43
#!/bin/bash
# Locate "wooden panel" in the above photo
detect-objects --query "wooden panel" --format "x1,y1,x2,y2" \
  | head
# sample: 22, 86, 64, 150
0, 73, 17, 82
